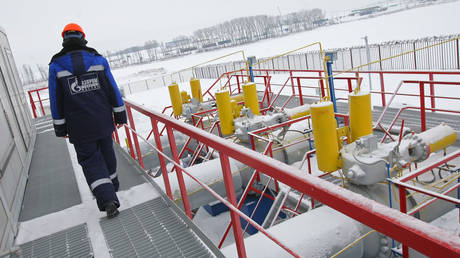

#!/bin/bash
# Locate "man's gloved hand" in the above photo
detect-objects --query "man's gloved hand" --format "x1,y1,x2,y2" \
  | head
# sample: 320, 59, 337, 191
114, 110, 127, 125
54, 124, 68, 137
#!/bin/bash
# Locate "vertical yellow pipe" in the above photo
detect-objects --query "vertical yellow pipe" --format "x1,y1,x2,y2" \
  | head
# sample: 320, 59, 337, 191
168, 83, 182, 117
216, 90, 234, 135
243, 82, 260, 115
311, 101, 339, 172
349, 91, 373, 142
190, 78, 203, 102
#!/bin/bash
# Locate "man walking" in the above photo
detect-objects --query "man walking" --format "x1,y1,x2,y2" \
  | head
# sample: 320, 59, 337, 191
49, 23, 126, 218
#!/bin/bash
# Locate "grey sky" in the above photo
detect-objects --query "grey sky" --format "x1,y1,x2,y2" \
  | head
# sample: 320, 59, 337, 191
0, 0, 374, 67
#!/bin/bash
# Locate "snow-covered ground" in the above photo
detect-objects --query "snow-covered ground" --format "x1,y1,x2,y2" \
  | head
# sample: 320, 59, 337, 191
109, 1, 460, 87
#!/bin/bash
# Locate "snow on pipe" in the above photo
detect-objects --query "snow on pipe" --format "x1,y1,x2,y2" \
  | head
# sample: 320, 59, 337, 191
153, 157, 245, 210
222, 206, 366, 258
399, 123, 456, 162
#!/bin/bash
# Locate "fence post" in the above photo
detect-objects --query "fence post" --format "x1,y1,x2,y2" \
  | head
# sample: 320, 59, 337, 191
378, 45, 383, 70
151, 119, 173, 199
126, 106, 145, 169
413, 42, 417, 70
380, 72, 386, 106
457, 39, 460, 70
166, 127, 193, 219
419, 82, 426, 132
429, 73, 435, 112
297, 77, 304, 105
219, 153, 247, 258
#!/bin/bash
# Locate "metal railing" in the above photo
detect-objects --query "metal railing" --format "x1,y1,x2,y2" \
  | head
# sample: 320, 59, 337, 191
118, 98, 460, 257
390, 149, 460, 258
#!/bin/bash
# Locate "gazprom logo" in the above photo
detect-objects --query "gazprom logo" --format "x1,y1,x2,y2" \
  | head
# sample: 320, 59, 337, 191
67, 73, 100, 95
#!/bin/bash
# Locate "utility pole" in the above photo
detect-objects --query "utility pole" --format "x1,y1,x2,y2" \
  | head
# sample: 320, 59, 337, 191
363, 35, 373, 91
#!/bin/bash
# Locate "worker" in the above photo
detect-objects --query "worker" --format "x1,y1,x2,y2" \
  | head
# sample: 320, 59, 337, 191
48, 23, 126, 218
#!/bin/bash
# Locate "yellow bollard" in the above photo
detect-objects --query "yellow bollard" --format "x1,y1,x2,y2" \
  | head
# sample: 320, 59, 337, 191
168, 83, 182, 117
243, 82, 260, 115
216, 90, 234, 135
349, 91, 373, 142
190, 78, 203, 102
311, 101, 339, 172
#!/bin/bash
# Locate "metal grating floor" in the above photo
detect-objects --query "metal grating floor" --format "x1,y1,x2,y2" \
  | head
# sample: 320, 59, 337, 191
100, 198, 214, 258
17, 224, 92, 258
19, 128, 81, 221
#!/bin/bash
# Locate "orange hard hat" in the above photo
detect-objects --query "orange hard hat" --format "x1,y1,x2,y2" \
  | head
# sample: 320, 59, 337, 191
61, 23, 85, 38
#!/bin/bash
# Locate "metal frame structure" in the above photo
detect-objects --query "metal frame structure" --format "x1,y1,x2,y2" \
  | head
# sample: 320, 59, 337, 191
27, 67, 460, 257
115, 98, 460, 257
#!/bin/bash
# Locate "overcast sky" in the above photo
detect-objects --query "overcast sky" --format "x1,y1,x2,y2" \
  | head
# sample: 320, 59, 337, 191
0, 0, 375, 67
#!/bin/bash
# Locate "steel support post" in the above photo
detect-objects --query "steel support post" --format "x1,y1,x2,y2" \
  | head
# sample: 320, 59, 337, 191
419, 82, 426, 132
219, 153, 247, 258
126, 106, 145, 169
152, 119, 173, 199
166, 127, 193, 218
399, 186, 409, 258
124, 125, 135, 159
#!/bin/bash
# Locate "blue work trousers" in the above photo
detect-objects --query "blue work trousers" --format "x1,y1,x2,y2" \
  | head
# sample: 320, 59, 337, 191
73, 135, 120, 211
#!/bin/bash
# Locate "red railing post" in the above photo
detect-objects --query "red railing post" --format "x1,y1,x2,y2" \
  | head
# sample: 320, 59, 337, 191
399, 185, 409, 258
319, 72, 326, 98
236, 74, 241, 93
297, 77, 304, 105
347, 78, 352, 93
379, 72, 386, 106
126, 105, 145, 169
37, 91, 45, 116
151, 119, 173, 199
419, 82, 426, 132
166, 126, 193, 219
113, 123, 120, 145
28, 91, 37, 118
290, 71, 295, 95
124, 125, 136, 159
219, 153, 247, 258
429, 73, 435, 112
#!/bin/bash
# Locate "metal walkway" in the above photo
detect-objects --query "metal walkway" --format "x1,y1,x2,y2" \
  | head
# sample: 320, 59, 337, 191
15, 117, 221, 257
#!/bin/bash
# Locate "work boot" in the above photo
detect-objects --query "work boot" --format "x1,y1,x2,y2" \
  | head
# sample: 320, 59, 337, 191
104, 201, 120, 219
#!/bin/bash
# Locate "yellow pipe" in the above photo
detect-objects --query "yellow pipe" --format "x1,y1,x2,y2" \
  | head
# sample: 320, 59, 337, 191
284, 104, 311, 120
215, 90, 234, 135
168, 83, 182, 117
349, 91, 373, 142
311, 101, 339, 172
243, 82, 260, 115
230, 93, 244, 103
418, 124, 456, 153
190, 78, 203, 102
231, 100, 242, 118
